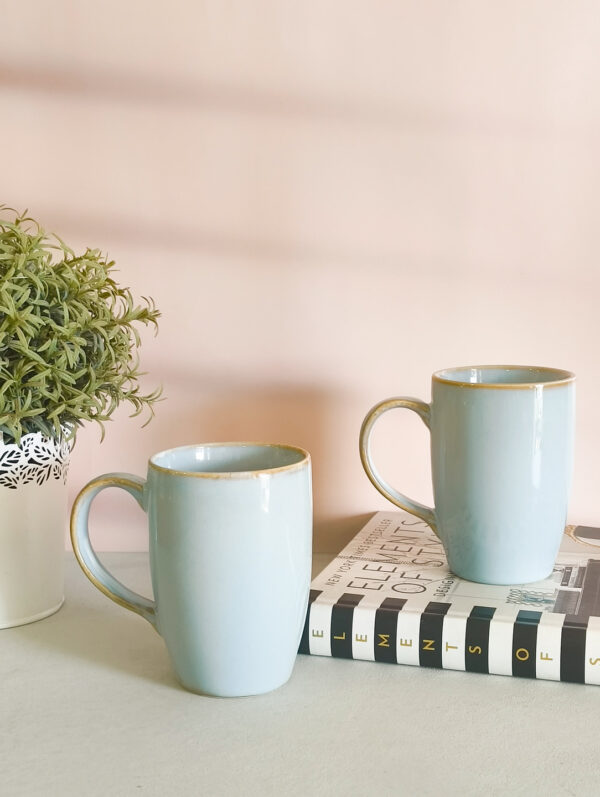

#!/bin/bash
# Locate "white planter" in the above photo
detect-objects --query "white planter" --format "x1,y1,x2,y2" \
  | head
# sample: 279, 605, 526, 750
0, 431, 71, 628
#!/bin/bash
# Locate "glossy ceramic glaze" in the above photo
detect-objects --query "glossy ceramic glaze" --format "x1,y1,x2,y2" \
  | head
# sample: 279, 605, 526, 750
71, 443, 312, 697
0, 432, 71, 628
360, 366, 575, 584
0, 479, 66, 628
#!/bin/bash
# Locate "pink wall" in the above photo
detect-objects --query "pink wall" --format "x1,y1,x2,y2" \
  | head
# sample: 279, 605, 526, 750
2, 1, 600, 550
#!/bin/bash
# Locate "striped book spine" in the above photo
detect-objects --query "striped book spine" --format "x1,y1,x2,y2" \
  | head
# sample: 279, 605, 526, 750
299, 592, 600, 685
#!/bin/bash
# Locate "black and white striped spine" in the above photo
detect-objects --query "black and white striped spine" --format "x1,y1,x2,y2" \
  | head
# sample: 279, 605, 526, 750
299, 592, 600, 685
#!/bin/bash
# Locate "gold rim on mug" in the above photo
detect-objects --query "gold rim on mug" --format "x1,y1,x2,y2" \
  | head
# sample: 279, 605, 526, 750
148, 442, 311, 479
432, 365, 576, 390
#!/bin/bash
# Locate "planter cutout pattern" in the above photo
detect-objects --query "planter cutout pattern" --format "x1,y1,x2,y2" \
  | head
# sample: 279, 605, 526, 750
0, 431, 72, 489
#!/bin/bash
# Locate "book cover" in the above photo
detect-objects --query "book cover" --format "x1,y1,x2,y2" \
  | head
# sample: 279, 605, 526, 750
300, 512, 600, 685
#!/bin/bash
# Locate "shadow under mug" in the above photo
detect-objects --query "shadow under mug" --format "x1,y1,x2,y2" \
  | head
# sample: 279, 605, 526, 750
359, 366, 575, 585
70, 442, 313, 697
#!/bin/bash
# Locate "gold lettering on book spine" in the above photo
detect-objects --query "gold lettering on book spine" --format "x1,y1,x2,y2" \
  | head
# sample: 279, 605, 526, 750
590, 657, 600, 666
377, 634, 390, 647
399, 638, 412, 647
468, 645, 482, 655
333, 632, 346, 640
312, 629, 324, 638
422, 639, 435, 651
445, 642, 457, 651
540, 652, 553, 661
355, 634, 368, 643
515, 648, 530, 662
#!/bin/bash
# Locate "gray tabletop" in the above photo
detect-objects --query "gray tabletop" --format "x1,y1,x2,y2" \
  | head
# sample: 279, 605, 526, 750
2, 554, 599, 797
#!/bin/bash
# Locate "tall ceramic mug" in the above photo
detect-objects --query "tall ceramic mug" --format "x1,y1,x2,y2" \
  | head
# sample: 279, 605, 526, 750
359, 366, 575, 585
71, 443, 312, 697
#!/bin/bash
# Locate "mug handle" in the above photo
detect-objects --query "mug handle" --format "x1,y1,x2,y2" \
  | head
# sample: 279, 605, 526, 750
70, 473, 157, 628
359, 397, 438, 537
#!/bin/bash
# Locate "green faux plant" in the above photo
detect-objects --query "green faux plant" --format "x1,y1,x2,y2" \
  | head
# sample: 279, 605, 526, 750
0, 207, 161, 443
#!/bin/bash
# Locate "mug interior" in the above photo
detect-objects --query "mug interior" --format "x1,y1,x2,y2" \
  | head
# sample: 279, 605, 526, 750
433, 365, 574, 388
150, 443, 308, 476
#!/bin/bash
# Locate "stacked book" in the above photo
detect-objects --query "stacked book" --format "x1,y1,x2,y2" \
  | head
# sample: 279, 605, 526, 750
300, 511, 600, 685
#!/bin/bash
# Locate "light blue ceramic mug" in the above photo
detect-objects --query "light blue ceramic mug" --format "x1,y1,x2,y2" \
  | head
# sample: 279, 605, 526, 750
71, 443, 312, 697
359, 366, 575, 585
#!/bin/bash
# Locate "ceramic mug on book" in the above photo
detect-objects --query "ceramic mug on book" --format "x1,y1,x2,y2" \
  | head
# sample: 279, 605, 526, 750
71, 443, 312, 697
359, 366, 575, 585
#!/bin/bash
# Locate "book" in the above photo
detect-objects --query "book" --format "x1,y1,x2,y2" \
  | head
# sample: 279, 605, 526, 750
299, 511, 600, 685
